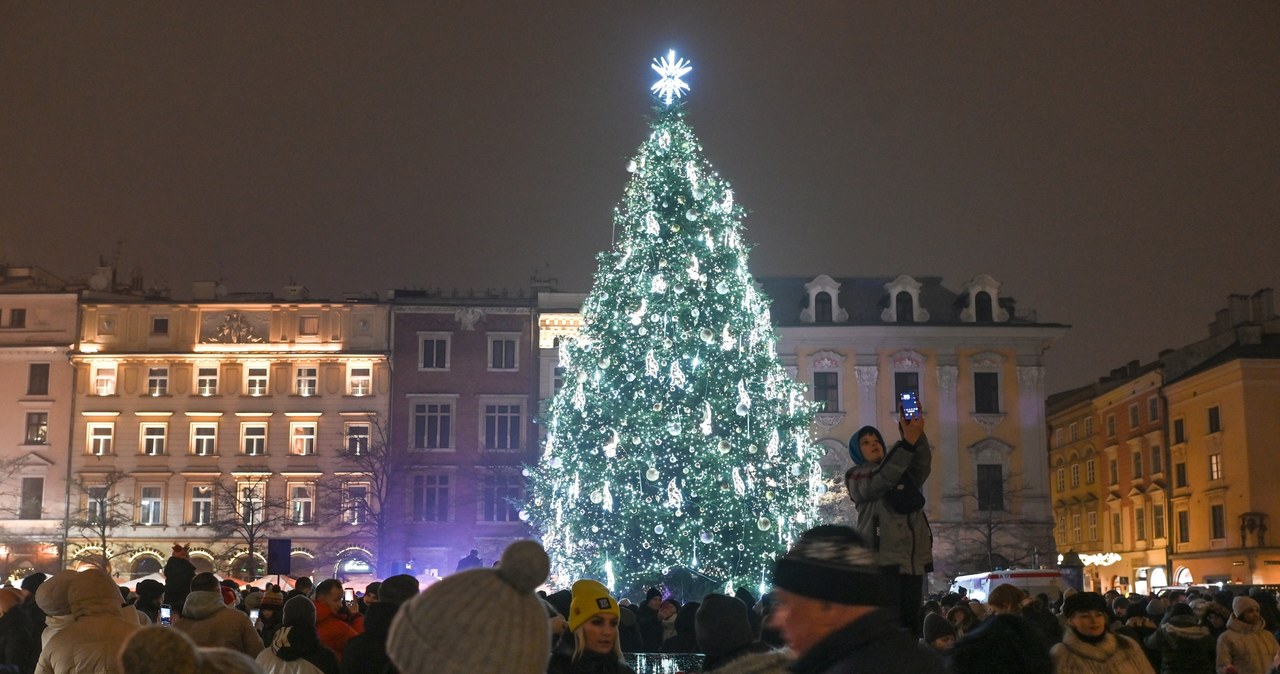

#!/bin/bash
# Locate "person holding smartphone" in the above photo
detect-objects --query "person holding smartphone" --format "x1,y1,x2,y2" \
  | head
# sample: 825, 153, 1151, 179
843, 395, 934, 637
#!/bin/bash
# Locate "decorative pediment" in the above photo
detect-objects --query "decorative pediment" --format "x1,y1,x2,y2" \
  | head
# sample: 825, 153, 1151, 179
960, 274, 1010, 323
809, 350, 846, 372
968, 437, 1014, 462
1126, 485, 1146, 498
890, 349, 926, 370
881, 275, 930, 323
970, 351, 1006, 370
800, 275, 848, 324
971, 413, 1007, 434
201, 311, 268, 343
814, 412, 846, 431
454, 308, 485, 331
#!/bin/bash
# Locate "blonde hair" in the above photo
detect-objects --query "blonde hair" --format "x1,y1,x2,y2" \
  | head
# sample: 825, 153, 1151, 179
571, 620, 624, 663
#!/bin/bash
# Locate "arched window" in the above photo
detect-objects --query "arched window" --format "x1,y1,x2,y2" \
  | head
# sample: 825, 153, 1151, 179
975, 291, 994, 322
130, 556, 162, 579
814, 292, 833, 323
895, 292, 914, 323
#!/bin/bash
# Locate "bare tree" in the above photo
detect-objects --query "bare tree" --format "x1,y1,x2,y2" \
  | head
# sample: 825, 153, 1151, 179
935, 471, 1049, 575
208, 475, 289, 580
66, 470, 134, 575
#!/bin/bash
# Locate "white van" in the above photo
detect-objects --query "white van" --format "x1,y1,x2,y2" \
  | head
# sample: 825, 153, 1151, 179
951, 569, 1066, 603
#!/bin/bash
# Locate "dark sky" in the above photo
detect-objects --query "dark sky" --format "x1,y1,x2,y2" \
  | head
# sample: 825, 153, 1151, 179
3, 2, 1278, 394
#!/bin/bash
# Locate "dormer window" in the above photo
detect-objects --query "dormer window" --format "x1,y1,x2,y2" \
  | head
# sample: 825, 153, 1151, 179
881, 275, 929, 323
800, 275, 847, 324
960, 275, 1010, 323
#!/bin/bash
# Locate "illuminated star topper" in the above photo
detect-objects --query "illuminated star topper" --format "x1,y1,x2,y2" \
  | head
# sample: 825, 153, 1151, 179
651, 50, 692, 105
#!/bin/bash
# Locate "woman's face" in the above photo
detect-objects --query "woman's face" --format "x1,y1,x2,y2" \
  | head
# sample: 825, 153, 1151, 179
581, 613, 620, 654
858, 433, 885, 463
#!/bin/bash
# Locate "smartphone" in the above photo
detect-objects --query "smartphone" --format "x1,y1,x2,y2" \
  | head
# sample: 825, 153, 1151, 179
343, 588, 355, 603
899, 390, 921, 420
249, 608, 260, 623
160, 604, 172, 626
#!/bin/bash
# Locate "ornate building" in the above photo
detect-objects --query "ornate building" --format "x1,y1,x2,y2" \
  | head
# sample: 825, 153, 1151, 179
67, 287, 390, 580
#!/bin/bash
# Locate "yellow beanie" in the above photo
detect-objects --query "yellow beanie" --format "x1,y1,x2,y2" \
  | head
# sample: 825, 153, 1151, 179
568, 579, 619, 632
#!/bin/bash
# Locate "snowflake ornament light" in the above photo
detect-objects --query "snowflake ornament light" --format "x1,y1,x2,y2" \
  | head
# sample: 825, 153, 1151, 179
651, 50, 692, 105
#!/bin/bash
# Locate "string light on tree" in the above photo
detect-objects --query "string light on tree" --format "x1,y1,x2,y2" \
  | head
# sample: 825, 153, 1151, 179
525, 51, 821, 592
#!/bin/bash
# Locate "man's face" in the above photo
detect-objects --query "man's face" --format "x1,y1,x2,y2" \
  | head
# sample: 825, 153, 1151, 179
1239, 606, 1261, 625
1066, 609, 1108, 638
318, 586, 344, 613
768, 588, 843, 657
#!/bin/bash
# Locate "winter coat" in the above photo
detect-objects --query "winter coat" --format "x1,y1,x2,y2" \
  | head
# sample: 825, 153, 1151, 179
162, 555, 196, 613
844, 432, 934, 576
1144, 616, 1215, 674
1050, 629, 1156, 674
700, 642, 777, 672
708, 649, 791, 674
313, 602, 361, 663
0, 608, 39, 674
173, 590, 264, 657
1216, 616, 1280, 674
34, 571, 142, 674
547, 634, 636, 674
661, 604, 699, 653
788, 608, 946, 674
255, 624, 340, 674
339, 602, 396, 674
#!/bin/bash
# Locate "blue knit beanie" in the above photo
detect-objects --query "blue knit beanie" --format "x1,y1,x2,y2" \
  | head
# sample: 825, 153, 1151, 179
849, 426, 886, 465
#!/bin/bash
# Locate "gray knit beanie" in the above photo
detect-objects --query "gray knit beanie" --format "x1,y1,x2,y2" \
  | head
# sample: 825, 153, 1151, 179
387, 540, 551, 674
119, 625, 200, 674
283, 595, 316, 626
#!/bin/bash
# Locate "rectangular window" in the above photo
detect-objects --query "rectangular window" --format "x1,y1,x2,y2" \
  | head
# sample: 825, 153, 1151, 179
1135, 506, 1146, 541
1069, 422, 1078, 442
1151, 445, 1163, 474
27, 363, 50, 395
1054, 428, 1063, 448
299, 315, 320, 336
190, 485, 213, 526
419, 335, 449, 370
1072, 513, 1081, 543
242, 423, 267, 456
1056, 468, 1065, 493
1209, 453, 1222, 481
345, 423, 370, 455
973, 372, 1000, 414
9, 308, 27, 328
290, 484, 314, 524
1088, 512, 1098, 541
290, 423, 317, 456
1084, 417, 1094, 436
489, 337, 517, 370
484, 403, 522, 450
191, 424, 217, 456
1132, 451, 1143, 478
482, 474, 522, 522
20, 478, 42, 519
139, 486, 163, 526
1210, 504, 1226, 540
1109, 458, 1119, 486
150, 316, 169, 335
1112, 512, 1123, 545
1175, 462, 1188, 488
141, 424, 167, 455
1173, 419, 1185, 444
976, 464, 1004, 511
88, 423, 114, 455
553, 366, 565, 393
246, 366, 269, 396
1207, 406, 1221, 434
348, 366, 372, 396
25, 412, 49, 444
1148, 397, 1159, 422
196, 366, 219, 396
1056, 515, 1066, 541
1086, 459, 1096, 484
1177, 510, 1190, 544
295, 366, 318, 396
412, 474, 449, 522
813, 372, 839, 412
1106, 414, 1116, 437
413, 402, 452, 449
894, 372, 920, 411
343, 483, 369, 525
239, 482, 265, 526
1153, 503, 1166, 539
1070, 464, 1080, 488
93, 364, 117, 396
147, 367, 169, 396
87, 486, 108, 523
1129, 403, 1140, 429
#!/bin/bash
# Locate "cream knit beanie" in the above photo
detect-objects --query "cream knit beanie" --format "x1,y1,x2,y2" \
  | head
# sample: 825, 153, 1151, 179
387, 540, 551, 674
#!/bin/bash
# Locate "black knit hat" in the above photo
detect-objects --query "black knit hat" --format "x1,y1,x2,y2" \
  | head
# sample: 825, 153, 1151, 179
923, 612, 955, 644
771, 525, 894, 606
696, 594, 753, 657
1061, 591, 1108, 617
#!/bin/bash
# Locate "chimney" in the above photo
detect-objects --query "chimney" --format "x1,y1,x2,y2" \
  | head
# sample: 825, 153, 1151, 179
1211, 308, 1231, 337
1252, 288, 1275, 322
283, 285, 309, 301
1228, 294, 1251, 326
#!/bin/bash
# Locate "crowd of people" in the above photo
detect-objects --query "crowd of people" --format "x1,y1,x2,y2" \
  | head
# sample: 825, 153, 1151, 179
4, 416, 1280, 673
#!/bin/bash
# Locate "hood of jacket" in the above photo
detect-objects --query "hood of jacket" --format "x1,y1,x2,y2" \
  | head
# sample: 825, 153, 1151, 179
68, 570, 126, 620
181, 590, 229, 620
272, 624, 323, 662
1162, 616, 1209, 640
1227, 615, 1264, 634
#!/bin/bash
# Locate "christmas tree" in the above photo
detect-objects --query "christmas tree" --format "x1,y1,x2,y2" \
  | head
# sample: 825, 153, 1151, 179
525, 51, 822, 594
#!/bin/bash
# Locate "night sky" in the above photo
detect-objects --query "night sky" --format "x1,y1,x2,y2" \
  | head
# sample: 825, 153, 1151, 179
3, 3, 1278, 394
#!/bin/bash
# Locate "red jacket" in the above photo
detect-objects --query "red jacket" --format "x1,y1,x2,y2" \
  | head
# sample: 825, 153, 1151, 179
313, 601, 364, 661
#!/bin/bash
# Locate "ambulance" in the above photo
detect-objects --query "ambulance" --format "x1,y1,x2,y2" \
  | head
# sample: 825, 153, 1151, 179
950, 569, 1066, 603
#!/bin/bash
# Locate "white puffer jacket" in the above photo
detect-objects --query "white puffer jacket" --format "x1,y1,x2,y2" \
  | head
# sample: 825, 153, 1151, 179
34, 570, 141, 674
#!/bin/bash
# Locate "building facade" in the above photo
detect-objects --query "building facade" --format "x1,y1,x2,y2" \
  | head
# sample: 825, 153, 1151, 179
1046, 382, 1114, 593
67, 292, 390, 580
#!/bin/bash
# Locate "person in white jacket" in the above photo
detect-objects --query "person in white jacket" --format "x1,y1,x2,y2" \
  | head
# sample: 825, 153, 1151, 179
35, 569, 141, 674
1217, 596, 1280, 674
